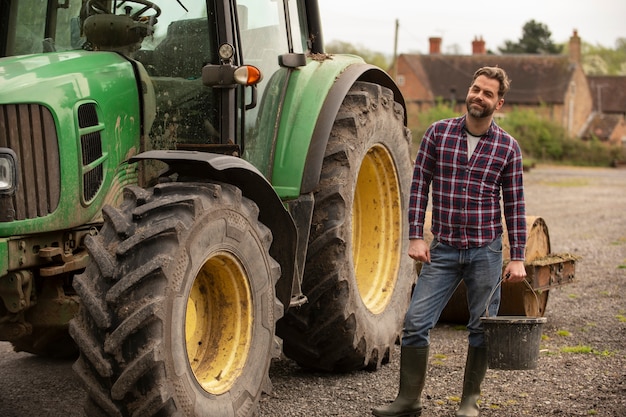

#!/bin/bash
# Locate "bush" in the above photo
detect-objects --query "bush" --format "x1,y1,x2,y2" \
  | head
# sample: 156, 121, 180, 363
408, 103, 623, 167
498, 107, 568, 160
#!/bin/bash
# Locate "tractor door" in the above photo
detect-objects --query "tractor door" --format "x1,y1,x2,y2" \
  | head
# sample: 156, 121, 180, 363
130, 2, 222, 154
235, 0, 308, 177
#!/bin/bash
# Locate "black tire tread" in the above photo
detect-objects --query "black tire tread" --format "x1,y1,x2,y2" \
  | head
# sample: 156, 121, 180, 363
278, 81, 413, 372
71, 181, 281, 416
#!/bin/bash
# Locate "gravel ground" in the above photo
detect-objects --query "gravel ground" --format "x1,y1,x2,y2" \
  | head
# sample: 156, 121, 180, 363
0, 165, 623, 417
259, 165, 626, 417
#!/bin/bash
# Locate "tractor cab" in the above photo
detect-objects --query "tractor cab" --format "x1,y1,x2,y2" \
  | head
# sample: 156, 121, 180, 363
1, 0, 314, 171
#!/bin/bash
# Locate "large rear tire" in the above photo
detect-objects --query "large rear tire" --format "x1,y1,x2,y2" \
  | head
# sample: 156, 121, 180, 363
69, 182, 282, 417
277, 81, 414, 372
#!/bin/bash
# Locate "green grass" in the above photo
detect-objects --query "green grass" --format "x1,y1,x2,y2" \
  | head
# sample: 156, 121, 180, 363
561, 345, 593, 354
560, 345, 616, 356
432, 353, 447, 366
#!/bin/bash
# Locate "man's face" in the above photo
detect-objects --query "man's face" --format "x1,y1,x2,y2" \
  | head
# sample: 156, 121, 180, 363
465, 75, 504, 118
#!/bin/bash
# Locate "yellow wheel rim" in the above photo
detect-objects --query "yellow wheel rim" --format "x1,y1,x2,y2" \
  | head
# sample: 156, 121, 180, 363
185, 251, 253, 394
352, 144, 402, 314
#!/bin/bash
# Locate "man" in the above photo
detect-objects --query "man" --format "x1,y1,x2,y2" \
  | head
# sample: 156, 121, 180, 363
373, 66, 527, 417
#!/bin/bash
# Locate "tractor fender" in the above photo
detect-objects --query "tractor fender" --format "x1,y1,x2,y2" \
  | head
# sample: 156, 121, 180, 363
128, 150, 297, 310
301, 63, 406, 194
269, 57, 406, 198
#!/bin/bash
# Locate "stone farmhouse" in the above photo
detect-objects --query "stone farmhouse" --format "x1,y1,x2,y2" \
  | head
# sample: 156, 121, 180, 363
586, 75, 626, 144
391, 31, 626, 146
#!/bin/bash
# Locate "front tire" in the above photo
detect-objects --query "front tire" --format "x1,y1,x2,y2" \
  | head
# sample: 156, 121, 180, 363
70, 182, 282, 417
277, 81, 415, 371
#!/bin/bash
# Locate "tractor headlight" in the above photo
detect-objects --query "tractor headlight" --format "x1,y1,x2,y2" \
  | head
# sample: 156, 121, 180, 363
0, 149, 18, 195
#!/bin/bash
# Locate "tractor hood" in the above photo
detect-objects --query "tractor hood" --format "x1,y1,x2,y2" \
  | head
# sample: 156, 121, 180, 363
0, 51, 134, 103
0, 50, 142, 237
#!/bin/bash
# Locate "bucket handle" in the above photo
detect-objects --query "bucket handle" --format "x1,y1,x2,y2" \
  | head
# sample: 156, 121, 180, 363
483, 274, 539, 318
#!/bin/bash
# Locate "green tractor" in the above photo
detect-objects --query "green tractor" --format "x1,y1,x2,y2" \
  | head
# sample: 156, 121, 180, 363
0, 0, 414, 415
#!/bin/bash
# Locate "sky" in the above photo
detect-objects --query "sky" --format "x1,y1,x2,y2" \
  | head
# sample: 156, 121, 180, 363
317, 0, 625, 55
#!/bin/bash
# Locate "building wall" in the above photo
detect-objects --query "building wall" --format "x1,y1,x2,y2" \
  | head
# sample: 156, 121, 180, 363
564, 67, 593, 136
609, 118, 626, 146
396, 55, 433, 128
396, 56, 431, 103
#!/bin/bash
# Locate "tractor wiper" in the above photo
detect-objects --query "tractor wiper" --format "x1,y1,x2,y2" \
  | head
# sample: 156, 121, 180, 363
176, 0, 188, 12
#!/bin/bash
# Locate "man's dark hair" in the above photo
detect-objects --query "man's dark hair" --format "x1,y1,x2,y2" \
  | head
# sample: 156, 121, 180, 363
472, 66, 511, 98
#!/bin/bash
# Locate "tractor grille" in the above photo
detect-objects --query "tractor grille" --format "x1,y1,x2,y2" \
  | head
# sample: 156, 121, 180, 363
78, 103, 104, 202
0, 104, 61, 222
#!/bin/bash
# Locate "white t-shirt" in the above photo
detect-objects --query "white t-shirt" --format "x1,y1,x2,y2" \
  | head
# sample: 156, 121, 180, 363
466, 132, 481, 158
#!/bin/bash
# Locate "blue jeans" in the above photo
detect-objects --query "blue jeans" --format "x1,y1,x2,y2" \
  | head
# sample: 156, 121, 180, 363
402, 236, 503, 348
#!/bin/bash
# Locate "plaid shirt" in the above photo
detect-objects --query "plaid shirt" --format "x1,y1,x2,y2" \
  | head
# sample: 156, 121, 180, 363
409, 115, 527, 261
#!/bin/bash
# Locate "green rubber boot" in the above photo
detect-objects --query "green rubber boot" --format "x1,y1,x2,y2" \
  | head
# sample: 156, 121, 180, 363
372, 345, 429, 417
456, 345, 489, 417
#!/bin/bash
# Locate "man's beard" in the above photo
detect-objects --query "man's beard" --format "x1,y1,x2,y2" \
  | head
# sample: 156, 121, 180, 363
466, 99, 496, 118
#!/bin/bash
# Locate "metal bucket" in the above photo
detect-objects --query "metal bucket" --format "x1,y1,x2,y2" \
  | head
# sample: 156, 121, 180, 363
481, 315, 546, 370
480, 276, 547, 370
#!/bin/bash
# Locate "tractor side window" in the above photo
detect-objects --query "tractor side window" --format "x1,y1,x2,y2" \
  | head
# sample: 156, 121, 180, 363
236, 0, 290, 173
6, 0, 82, 55
7, 4, 46, 55
132, 3, 220, 149
237, 0, 288, 83
137, 4, 213, 80
287, 0, 306, 54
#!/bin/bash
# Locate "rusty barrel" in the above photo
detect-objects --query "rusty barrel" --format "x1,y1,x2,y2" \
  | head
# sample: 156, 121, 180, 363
419, 214, 551, 323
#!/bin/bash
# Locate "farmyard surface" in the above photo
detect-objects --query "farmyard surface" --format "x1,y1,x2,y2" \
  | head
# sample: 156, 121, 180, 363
0, 165, 624, 416
258, 165, 626, 417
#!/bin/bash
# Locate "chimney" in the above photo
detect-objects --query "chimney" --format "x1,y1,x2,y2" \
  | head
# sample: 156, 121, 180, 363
569, 29, 581, 64
429, 37, 442, 54
472, 36, 486, 55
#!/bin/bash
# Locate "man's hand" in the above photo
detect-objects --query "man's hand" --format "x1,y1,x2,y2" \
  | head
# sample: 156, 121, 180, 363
408, 239, 430, 263
503, 260, 526, 282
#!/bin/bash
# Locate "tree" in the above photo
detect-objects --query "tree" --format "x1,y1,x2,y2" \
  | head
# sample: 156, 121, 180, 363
325, 40, 391, 70
498, 20, 563, 54
578, 37, 626, 75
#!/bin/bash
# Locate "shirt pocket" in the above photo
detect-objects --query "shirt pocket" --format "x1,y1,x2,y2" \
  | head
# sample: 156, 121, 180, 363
467, 181, 500, 212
